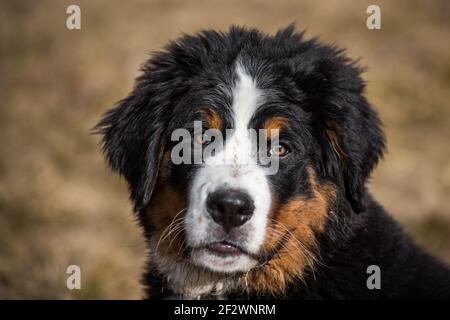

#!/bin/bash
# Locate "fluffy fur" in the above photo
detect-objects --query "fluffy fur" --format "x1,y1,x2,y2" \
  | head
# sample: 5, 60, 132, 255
96, 25, 450, 299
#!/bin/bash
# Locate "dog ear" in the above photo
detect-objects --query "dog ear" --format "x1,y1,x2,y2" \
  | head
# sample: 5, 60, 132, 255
319, 97, 385, 213
95, 94, 166, 212
293, 50, 385, 213
94, 54, 188, 212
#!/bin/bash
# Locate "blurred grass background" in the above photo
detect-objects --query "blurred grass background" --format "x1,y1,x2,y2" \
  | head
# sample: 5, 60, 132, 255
0, 0, 449, 299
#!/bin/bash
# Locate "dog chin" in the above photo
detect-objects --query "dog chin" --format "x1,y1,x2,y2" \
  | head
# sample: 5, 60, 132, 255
190, 248, 258, 273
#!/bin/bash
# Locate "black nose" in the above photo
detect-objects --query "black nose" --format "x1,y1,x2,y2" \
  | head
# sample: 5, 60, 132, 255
206, 188, 255, 233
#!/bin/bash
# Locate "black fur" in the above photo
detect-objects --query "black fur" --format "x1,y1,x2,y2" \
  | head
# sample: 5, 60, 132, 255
96, 25, 450, 299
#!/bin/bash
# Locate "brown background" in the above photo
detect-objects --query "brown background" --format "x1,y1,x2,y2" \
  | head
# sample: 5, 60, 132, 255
1, 0, 449, 299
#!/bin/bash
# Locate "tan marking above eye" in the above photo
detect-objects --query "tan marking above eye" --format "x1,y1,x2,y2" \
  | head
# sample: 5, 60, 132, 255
197, 107, 222, 130
262, 116, 289, 139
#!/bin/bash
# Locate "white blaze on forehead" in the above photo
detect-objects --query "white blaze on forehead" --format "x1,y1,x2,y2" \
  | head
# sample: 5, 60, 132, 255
205, 64, 263, 167
232, 64, 263, 132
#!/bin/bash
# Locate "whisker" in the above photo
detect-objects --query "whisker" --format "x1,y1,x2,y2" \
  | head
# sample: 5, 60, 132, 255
166, 226, 186, 254
155, 219, 184, 255
154, 208, 187, 254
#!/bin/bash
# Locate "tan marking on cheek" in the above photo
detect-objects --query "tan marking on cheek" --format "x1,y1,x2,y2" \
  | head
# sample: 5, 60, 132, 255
241, 167, 335, 296
148, 151, 187, 257
144, 150, 189, 298
262, 116, 289, 139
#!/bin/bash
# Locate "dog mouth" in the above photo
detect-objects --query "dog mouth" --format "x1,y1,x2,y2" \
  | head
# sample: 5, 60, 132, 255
189, 240, 259, 273
206, 241, 245, 256
179, 228, 293, 274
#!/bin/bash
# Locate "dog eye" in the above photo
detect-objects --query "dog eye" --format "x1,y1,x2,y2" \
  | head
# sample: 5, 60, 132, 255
270, 143, 290, 158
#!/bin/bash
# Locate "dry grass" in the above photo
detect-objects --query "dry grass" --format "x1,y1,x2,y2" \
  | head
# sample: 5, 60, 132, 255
0, 0, 449, 299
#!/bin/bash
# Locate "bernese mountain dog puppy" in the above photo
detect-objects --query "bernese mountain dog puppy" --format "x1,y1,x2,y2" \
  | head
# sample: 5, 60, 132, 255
96, 26, 450, 299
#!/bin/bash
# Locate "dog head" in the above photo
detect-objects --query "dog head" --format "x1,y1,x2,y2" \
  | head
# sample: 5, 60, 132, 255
96, 26, 385, 298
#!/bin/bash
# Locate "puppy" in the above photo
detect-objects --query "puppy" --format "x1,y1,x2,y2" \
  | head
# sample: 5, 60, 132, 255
96, 26, 450, 299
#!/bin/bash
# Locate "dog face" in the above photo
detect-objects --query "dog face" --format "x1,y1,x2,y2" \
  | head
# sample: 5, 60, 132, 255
96, 26, 385, 297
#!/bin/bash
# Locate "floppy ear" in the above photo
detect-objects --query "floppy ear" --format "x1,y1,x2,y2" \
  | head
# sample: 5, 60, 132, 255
95, 53, 189, 212
320, 95, 385, 213
95, 96, 166, 212
294, 50, 385, 213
